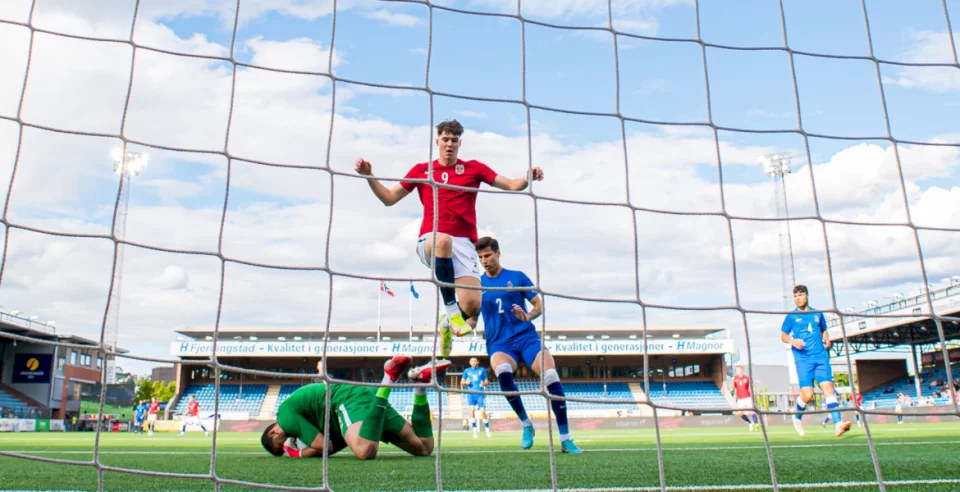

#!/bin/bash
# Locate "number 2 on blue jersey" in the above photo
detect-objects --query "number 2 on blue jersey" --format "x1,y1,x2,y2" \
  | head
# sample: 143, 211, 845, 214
496, 298, 503, 314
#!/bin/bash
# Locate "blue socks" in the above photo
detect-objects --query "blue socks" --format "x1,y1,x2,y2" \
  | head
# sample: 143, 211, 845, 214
547, 381, 569, 438
751, 414, 758, 424
497, 370, 530, 423
740, 414, 751, 423
826, 400, 842, 424
795, 400, 806, 421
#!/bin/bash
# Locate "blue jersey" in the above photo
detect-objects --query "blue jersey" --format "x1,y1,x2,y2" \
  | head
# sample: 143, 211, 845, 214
134, 404, 146, 421
480, 268, 539, 345
781, 307, 829, 360
462, 367, 487, 391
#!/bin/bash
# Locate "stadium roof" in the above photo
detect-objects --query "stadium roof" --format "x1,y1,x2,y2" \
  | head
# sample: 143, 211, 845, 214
173, 325, 726, 341
827, 284, 960, 357
0, 312, 128, 352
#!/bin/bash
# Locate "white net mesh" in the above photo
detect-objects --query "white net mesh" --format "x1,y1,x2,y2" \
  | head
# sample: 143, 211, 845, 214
1, 0, 959, 491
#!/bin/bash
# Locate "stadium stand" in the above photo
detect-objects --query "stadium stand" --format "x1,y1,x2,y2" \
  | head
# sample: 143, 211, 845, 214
646, 381, 730, 410
0, 387, 34, 417
173, 384, 268, 415
862, 366, 960, 409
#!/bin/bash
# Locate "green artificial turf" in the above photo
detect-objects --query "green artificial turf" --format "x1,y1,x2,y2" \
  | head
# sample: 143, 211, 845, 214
0, 422, 958, 491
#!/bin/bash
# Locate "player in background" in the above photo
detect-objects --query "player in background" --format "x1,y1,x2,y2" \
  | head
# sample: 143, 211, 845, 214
781, 285, 852, 437
467, 237, 582, 453
854, 389, 864, 427
179, 394, 210, 437
732, 365, 759, 431
461, 357, 491, 438
261, 355, 449, 460
355, 120, 544, 357
132, 400, 147, 434
146, 397, 160, 436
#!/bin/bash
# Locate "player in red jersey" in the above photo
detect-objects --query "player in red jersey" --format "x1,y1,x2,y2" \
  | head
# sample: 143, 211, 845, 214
355, 119, 543, 357
854, 389, 864, 427
147, 397, 160, 436
732, 365, 759, 431
179, 394, 210, 437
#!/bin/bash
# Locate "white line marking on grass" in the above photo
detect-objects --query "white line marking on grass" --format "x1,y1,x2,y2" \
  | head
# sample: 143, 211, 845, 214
5, 439, 960, 456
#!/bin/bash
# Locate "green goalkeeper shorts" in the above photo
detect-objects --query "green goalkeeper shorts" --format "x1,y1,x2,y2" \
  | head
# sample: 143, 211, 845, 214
334, 393, 407, 443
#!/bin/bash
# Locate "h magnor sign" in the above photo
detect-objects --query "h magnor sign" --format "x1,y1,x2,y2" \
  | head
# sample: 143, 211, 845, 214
170, 339, 733, 358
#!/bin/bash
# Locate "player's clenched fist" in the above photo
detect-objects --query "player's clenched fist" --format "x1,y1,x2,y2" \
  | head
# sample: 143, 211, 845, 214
355, 158, 373, 176
531, 167, 544, 181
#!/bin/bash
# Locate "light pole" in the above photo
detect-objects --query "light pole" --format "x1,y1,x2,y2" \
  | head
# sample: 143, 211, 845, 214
759, 152, 797, 386
105, 148, 148, 384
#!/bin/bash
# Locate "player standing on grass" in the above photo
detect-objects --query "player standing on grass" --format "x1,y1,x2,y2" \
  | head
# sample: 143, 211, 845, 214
732, 365, 759, 432
146, 397, 160, 436
179, 395, 209, 437
133, 400, 146, 434
354, 120, 544, 357
461, 357, 491, 438
780, 285, 852, 437
261, 356, 449, 460
467, 237, 582, 454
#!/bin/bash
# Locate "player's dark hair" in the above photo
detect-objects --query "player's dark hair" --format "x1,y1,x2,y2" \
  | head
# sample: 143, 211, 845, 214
793, 285, 808, 294
475, 236, 499, 252
261, 423, 284, 457
436, 119, 464, 136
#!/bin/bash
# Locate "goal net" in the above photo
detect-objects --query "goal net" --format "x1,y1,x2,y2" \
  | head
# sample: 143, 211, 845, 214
0, 0, 959, 491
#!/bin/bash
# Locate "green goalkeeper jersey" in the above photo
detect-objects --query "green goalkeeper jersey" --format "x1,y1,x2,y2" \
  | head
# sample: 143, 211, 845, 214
276, 383, 372, 446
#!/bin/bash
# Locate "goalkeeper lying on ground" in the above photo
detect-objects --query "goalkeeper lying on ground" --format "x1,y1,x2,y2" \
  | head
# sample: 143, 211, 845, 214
261, 355, 450, 460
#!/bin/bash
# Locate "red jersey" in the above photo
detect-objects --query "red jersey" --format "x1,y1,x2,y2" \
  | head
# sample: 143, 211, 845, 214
148, 402, 160, 415
733, 375, 752, 399
401, 159, 497, 244
856, 393, 863, 406
188, 401, 200, 417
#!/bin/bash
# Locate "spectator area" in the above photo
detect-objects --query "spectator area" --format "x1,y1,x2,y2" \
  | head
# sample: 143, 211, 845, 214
173, 384, 267, 416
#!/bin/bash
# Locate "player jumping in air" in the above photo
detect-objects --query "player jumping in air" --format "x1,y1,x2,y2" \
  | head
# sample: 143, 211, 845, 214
179, 394, 209, 437
467, 237, 582, 453
780, 285, 852, 437
261, 356, 450, 460
461, 357, 491, 438
146, 397, 160, 436
354, 120, 544, 357
732, 365, 759, 432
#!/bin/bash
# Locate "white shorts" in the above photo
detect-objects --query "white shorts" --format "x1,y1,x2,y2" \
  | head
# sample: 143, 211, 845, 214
416, 234, 481, 280
184, 416, 202, 426
147, 414, 158, 422
736, 397, 753, 409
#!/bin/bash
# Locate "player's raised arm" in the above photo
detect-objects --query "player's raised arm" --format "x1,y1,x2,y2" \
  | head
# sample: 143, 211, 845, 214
354, 158, 411, 206
491, 167, 544, 192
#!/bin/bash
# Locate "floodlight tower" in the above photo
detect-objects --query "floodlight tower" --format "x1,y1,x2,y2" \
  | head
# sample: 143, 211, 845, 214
104, 148, 148, 384
759, 152, 798, 387
758, 152, 797, 311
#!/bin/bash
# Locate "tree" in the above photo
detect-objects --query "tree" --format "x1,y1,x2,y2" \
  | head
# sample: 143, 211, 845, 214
834, 373, 850, 388
134, 377, 177, 404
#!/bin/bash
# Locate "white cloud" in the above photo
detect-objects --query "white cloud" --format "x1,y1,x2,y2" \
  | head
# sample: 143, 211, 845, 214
359, 8, 423, 28
456, 110, 488, 119
883, 31, 960, 92
1, 2, 958, 377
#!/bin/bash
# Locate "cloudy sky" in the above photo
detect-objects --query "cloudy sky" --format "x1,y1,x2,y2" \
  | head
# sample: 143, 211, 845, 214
0, 0, 958, 376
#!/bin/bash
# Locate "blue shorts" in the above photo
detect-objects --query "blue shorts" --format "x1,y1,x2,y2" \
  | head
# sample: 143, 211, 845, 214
487, 336, 542, 369
467, 394, 486, 409
795, 358, 833, 388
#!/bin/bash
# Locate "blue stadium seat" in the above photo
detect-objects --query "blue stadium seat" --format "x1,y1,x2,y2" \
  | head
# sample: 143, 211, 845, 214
862, 366, 960, 409
174, 384, 268, 416
0, 388, 33, 416
646, 381, 730, 410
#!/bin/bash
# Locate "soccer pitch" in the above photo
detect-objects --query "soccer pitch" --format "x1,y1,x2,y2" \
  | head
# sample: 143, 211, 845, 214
1, 423, 959, 491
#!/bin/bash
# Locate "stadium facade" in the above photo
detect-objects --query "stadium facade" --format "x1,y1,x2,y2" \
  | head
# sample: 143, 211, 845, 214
167, 325, 741, 424
0, 311, 123, 426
